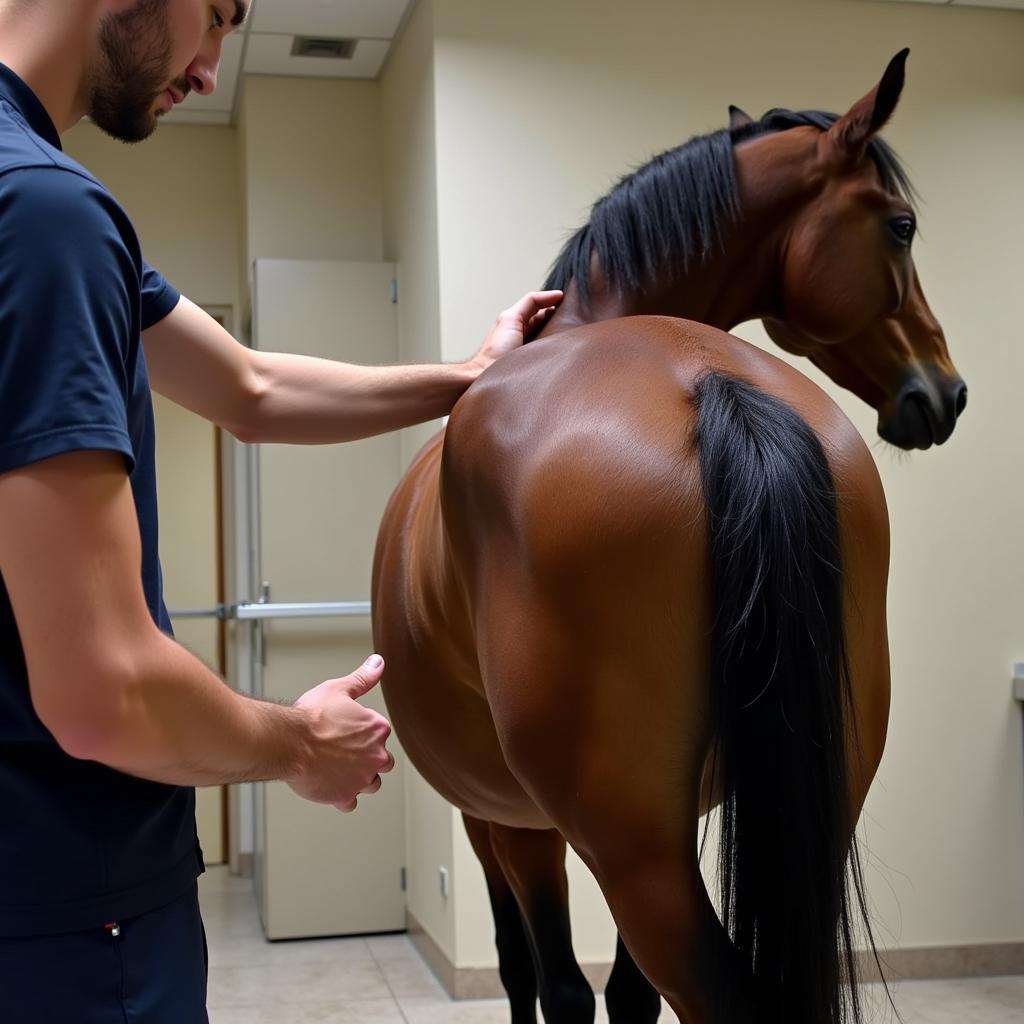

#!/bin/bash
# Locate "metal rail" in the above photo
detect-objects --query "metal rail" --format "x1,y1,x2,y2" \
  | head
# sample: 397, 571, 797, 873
235, 601, 371, 620
169, 601, 372, 622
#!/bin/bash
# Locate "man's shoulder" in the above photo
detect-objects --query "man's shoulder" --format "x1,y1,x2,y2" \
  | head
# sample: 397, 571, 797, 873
0, 143, 108, 206
0, 128, 137, 270
0, 105, 117, 213
0, 99, 84, 174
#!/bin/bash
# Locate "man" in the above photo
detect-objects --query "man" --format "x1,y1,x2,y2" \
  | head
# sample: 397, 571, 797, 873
0, 1, 562, 1020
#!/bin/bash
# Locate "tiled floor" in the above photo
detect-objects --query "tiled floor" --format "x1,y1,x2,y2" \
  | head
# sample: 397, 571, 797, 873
200, 868, 1024, 1023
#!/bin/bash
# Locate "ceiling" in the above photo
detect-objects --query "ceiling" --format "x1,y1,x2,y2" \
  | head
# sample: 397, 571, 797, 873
171, 0, 1022, 128
167, 0, 416, 127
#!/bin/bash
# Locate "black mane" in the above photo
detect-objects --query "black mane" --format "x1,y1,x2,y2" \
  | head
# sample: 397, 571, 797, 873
543, 109, 915, 307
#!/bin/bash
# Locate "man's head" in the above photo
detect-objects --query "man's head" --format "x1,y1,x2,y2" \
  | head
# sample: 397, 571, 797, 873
89, 0, 247, 143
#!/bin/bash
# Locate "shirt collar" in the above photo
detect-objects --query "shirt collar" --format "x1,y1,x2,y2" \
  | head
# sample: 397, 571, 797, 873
0, 63, 62, 151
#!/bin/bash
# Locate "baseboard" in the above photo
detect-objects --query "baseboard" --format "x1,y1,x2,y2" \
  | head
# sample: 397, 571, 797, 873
406, 913, 1024, 1001
405, 912, 456, 996
859, 943, 1024, 983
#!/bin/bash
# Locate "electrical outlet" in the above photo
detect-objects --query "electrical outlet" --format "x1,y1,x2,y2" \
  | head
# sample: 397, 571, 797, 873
439, 865, 450, 899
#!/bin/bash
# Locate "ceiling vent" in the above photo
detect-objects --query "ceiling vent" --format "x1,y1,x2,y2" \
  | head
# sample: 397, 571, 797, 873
290, 36, 358, 60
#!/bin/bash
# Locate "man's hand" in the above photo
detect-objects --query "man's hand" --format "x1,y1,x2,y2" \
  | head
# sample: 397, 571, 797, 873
287, 655, 396, 813
468, 290, 564, 373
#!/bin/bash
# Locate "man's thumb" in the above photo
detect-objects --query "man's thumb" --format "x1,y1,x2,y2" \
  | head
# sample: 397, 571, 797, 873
343, 654, 385, 698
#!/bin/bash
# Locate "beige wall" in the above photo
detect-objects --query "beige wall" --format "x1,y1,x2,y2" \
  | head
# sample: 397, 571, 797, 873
424, 0, 1024, 964
64, 123, 241, 313
240, 75, 385, 272
382, 0, 446, 468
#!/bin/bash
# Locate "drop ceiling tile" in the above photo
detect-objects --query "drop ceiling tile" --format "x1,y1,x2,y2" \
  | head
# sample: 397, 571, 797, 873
243, 34, 389, 78
250, 0, 412, 39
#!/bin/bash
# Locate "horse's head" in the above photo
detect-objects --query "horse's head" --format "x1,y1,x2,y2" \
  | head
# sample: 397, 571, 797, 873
737, 51, 966, 450
542, 52, 966, 448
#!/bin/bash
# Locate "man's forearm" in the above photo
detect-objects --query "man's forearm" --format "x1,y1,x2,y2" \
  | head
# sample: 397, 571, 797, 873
144, 290, 561, 445
239, 351, 480, 444
73, 630, 311, 787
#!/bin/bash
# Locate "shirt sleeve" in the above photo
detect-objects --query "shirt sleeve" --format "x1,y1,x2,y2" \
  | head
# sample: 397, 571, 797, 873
0, 167, 139, 475
141, 262, 181, 330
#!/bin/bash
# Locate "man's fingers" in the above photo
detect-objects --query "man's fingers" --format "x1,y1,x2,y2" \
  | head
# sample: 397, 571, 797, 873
504, 289, 563, 321
333, 772, 383, 812
523, 305, 560, 343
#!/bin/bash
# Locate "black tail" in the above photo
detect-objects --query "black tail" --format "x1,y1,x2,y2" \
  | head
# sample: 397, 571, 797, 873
694, 373, 876, 1024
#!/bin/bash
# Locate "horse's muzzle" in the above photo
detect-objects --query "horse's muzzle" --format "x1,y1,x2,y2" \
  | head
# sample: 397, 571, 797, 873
879, 375, 968, 450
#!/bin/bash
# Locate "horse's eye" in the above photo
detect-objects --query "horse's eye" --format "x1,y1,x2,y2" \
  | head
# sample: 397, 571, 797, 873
889, 215, 916, 246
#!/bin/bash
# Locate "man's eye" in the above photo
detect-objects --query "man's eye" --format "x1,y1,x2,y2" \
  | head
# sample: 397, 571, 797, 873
211, 8, 225, 29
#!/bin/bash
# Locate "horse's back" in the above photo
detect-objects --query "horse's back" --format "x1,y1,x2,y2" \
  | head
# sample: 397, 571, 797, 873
441, 314, 879, 629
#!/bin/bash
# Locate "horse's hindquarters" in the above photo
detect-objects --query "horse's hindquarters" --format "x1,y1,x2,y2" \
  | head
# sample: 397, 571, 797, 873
371, 430, 554, 829
439, 327, 719, 830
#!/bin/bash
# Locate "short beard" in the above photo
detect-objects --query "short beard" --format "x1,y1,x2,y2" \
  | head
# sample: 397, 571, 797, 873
90, 0, 174, 144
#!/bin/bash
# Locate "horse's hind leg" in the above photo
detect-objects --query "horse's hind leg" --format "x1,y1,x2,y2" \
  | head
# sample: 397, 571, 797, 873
466, 811, 660, 1024
463, 813, 539, 1024
487, 822, 596, 1024
590, 843, 752, 1023
605, 935, 663, 1024
477, 613, 753, 1020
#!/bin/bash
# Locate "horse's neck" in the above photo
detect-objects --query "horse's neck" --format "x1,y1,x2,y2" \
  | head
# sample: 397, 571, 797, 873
538, 228, 780, 340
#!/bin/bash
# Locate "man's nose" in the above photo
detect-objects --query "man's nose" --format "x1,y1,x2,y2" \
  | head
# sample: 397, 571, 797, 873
187, 56, 219, 97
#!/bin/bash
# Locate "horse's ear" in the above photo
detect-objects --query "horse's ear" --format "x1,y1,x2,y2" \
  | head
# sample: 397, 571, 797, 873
826, 48, 909, 160
729, 105, 754, 130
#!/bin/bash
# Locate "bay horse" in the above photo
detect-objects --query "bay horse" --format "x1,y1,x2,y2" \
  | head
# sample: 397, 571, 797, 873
372, 51, 966, 1024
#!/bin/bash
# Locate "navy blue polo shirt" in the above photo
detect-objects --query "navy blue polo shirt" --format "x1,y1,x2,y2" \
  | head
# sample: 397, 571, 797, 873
0, 64, 202, 937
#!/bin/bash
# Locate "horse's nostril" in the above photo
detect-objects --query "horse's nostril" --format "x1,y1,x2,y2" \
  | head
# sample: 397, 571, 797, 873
954, 384, 968, 418
906, 391, 932, 418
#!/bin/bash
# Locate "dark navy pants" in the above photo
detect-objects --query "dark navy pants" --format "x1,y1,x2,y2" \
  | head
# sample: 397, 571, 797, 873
0, 883, 208, 1023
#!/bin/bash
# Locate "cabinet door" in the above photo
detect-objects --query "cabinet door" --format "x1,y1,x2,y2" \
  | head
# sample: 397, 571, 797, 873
252, 259, 406, 938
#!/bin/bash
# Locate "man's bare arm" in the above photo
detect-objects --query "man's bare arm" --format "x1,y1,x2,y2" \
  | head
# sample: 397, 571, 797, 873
0, 450, 393, 810
143, 291, 561, 443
